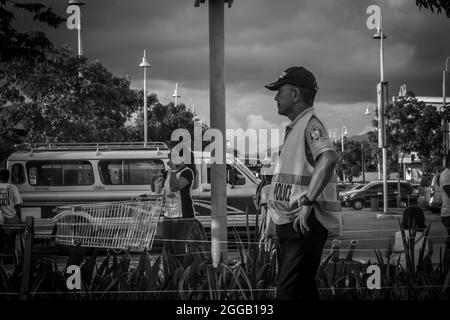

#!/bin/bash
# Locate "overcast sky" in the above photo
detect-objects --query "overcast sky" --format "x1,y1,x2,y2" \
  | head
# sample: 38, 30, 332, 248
12, 0, 450, 151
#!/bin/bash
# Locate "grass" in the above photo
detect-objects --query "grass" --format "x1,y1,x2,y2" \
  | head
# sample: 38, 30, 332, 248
0, 219, 449, 300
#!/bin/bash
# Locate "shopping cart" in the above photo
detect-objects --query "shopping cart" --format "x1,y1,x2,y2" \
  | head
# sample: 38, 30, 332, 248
53, 195, 164, 251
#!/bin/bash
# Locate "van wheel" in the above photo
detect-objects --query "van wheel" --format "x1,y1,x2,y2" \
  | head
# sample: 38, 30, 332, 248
353, 199, 364, 210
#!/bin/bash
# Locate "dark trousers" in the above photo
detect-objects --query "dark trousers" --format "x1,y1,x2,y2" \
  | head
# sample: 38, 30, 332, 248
276, 210, 328, 300
161, 217, 196, 255
442, 216, 450, 250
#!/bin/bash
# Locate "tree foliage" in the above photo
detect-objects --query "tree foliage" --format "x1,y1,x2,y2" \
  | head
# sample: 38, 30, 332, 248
416, 0, 450, 17
388, 95, 443, 172
367, 95, 445, 175
129, 100, 206, 148
335, 139, 378, 182
0, 0, 64, 63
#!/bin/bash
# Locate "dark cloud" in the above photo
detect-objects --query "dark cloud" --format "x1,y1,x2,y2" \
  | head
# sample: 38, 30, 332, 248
8, 0, 450, 135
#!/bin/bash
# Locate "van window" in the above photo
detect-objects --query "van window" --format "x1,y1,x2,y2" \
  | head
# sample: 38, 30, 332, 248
98, 160, 165, 185
11, 163, 25, 184
26, 161, 94, 186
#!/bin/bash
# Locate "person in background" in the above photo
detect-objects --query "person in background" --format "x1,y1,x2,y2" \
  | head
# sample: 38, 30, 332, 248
439, 152, 450, 252
0, 168, 23, 263
162, 147, 197, 255
390, 206, 429, 269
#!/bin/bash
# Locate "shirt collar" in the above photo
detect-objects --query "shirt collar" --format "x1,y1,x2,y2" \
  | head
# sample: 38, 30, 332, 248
287, 107, 314, 129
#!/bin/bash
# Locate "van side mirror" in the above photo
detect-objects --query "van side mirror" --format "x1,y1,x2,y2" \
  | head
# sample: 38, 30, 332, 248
227, 167, 245, 186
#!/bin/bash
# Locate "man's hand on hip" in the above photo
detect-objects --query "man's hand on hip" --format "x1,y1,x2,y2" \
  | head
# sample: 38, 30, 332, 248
293, 205, 313, 234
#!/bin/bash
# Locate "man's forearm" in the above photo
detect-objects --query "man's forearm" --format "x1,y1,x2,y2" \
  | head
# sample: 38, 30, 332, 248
306, 150, 338, 201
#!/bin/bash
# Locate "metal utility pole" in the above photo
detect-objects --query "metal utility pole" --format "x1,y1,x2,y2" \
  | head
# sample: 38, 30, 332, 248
195, 0, 232, 265
361, 143, 365, 183
443, 57, 450, 167
341, 126, 347, 183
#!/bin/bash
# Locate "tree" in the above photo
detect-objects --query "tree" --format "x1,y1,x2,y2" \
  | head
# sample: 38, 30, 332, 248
369, 95, 444, 176
129, 100, 208, 149
416, 0, 450, 17
0, 0, 64, 63
0, 46, 141, 162
390, 95, 443, 172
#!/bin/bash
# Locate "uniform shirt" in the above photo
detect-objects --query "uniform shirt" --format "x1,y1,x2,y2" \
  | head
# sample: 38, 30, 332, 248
439, 168, 450, 217
284, 107, 335, 164
0, 183, 23, 221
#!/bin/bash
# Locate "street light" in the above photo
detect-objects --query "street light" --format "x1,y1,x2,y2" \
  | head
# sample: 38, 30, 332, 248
341, 126, 347, 183
68, 0, 85, 57
372, 12, 389, 215
443, 57, 450, 166
139, 50, 151, 144
173, 83, 181, 107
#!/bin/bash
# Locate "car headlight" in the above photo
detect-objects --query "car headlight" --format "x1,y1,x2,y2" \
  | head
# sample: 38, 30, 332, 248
343, 196, 348, 201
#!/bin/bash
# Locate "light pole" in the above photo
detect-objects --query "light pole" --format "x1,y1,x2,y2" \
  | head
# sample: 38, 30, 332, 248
173, 83, 181, 107
139, 50, 151, 144
341, 126, 347, 183
373, 13, 389, 215
68, 0, 85, 57
443, 57, 450, 167
365, 104, 381, 180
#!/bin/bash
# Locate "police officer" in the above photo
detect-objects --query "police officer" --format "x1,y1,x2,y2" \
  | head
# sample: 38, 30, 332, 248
265, 66, 343, 300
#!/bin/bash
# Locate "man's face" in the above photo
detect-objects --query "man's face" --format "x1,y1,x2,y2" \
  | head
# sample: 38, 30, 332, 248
274, 84, 295, 116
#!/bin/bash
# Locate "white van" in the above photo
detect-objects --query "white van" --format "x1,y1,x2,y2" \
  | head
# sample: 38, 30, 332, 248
6, 142, 260, 236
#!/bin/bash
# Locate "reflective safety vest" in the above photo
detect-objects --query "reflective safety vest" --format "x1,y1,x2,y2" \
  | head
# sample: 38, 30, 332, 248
267, 109, 343, 237
163, 167, 195, 218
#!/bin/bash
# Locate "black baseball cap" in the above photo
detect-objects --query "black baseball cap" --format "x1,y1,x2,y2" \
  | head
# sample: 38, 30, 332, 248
265, 66, 318, 91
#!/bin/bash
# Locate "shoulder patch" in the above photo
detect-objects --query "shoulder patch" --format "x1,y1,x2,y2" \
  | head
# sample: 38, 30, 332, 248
306, 116, 329, 142
309, 126, 323, 141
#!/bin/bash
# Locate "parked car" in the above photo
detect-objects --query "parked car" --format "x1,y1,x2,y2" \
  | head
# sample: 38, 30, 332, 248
339, 183, 366, 206
418, 173, 442, 213
343, 180, 417, 210
429, 173, 442, 213
417, 173, 433, 209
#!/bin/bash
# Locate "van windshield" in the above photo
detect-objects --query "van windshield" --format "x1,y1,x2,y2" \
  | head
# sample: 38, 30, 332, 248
234, 158, 259, 184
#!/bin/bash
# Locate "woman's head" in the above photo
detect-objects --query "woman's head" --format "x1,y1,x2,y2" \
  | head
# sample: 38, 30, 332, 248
170, 147, 197, 175
401, 206, 426, 231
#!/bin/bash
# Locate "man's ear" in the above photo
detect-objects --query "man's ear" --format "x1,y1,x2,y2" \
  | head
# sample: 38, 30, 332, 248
291, 86, 301, 102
